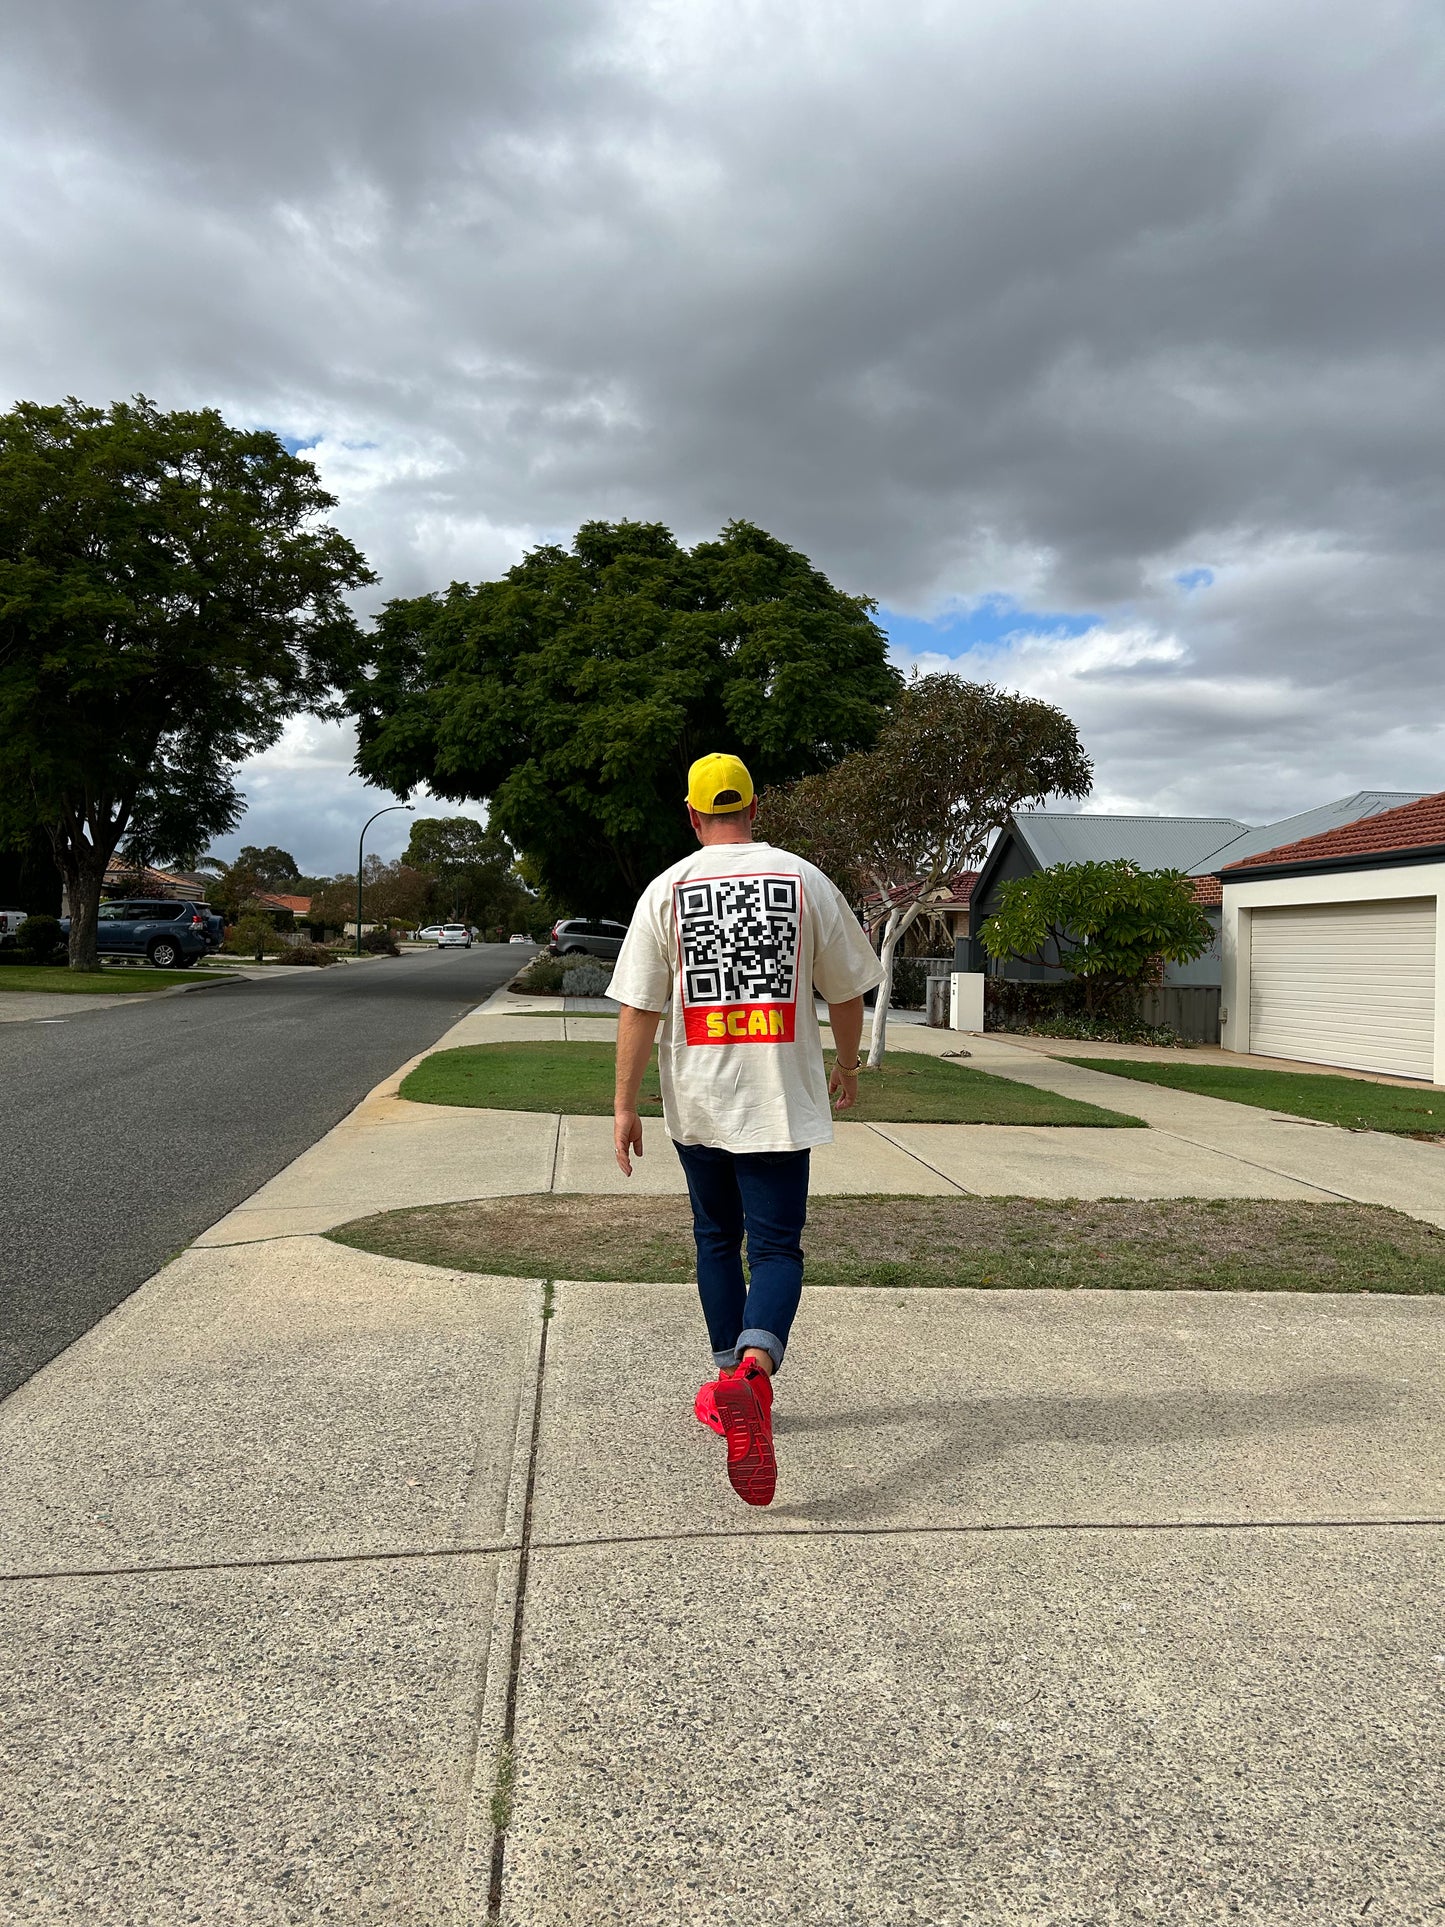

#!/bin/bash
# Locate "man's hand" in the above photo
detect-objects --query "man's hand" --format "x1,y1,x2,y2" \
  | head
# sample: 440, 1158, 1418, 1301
614, 1107, 644, 1176
825, 996, 866, 1112
613, 1004, 662, 1176
828, 1061, 860, 1111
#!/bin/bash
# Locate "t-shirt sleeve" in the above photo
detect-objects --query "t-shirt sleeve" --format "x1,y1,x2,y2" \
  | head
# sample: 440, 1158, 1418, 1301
607, 882, 674, 1011
810, 874, 885, 1003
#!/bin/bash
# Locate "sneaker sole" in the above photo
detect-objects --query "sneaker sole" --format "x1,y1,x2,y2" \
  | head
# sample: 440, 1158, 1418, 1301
711, 1375, 776, 1507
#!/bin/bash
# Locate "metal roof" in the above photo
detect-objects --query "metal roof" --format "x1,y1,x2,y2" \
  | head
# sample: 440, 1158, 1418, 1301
1012, 811, 1250, 873
1190, 791, 1425, 873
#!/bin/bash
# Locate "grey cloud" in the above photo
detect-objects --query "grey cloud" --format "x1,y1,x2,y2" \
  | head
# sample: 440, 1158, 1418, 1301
2, 0, 1443, 858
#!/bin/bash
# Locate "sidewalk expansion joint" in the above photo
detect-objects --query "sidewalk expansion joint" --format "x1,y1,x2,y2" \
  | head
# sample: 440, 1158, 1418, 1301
5, 1510, 1438, 1589
190, 1231, 331, 1250
1145, 1123, 1364, 1205
0, 1538, 522, 1586
862, 1122, 970, 1193
488, 1276, 552, 1919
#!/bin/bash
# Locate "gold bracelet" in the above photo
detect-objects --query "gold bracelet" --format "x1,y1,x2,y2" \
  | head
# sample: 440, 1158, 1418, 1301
835, 1058, 860, 1074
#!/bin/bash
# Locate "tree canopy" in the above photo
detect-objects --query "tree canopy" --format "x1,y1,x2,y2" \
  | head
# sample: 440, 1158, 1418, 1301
758, 675, 1092, 1062
402, 815, 532, 927
351, 519, 901, 915
979, 860, 1214, 1007
0, 396, 373, 966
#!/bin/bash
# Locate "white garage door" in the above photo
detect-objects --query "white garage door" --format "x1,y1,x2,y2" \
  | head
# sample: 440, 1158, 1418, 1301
1248, 898, 1436, 1078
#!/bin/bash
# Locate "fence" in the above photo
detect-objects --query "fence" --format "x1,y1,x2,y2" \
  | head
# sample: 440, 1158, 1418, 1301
1135, 984, 1221, 1044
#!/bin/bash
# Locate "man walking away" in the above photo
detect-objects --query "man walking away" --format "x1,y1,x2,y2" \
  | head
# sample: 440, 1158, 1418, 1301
608, 753, 883, 1506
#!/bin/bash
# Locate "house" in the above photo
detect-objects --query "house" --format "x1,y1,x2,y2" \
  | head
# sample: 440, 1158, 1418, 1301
1217, 790, 1445, 1083
964, 812, 1249, 986
965, 793, 1424, 991
862, 872, 977, 956
256, 892, 312, 921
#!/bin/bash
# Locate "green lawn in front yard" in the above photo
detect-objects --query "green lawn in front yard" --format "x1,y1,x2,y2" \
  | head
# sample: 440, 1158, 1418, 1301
326, 1193, 1445, 1294
0, 964, 232, 993
398, 1041, 1144, 1126
1061, 1058, 1444, 1135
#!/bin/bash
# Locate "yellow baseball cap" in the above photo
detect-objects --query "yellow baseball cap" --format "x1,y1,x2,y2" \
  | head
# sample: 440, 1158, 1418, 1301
685, 752, 755, 813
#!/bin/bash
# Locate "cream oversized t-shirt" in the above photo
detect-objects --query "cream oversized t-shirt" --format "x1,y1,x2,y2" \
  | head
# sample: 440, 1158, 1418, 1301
607, 840, 884, 1154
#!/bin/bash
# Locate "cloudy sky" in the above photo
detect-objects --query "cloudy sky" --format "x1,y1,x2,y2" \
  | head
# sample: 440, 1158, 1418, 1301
4, 0, 1443, 874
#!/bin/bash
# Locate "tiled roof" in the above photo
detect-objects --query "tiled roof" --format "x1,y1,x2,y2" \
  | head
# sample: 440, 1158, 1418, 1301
864, 870, 977, 912
1222, 789, 1445, 873
259, 893, 312, 915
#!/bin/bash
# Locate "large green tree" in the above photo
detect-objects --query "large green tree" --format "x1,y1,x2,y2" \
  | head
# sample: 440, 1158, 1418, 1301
0, 397, 373, 968
352, 519, 901, 915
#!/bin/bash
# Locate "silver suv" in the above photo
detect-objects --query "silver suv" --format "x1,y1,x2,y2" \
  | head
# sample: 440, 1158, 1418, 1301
549, 917, 628, 960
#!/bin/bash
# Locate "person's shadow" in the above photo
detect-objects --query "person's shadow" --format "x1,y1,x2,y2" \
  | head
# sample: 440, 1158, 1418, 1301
769, 1374, 1398, 1523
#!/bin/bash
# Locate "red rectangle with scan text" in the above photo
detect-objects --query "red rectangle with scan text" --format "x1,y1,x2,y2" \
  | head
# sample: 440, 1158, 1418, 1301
683, 1002, 796, 1045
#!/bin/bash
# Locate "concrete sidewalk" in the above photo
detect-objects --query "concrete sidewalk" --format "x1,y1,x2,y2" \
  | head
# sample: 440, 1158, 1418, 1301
195, 1004, 1445, 1240
2, 1237, 1440, 1923
2, 1001, 1443, 1923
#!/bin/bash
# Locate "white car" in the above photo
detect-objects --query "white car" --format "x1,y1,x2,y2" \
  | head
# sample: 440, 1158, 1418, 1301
508, 933, 532, 943
436, 923, 472, 948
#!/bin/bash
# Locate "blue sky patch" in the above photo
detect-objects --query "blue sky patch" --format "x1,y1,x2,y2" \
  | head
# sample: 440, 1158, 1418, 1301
278, 432, 321, 455
1175, 567, 1214, 591
877, 595, 1099, 661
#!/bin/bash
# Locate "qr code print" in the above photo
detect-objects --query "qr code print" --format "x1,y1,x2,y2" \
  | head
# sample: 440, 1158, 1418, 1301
677, 875, 800, 1005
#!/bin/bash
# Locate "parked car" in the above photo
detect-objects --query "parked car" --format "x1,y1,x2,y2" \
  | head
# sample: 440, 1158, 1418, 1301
59, 899, 212, 968
436, 923, 472, 948
416, 924, 445, 941
549, 917, 629, 960
0, 909, 29, 948
508, 933, 532, 943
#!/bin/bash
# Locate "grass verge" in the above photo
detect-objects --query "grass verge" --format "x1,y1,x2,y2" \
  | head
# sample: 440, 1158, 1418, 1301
325, 1193, 1445, 1294
1061, 1057, 1445, 1135
0, 964, 232, 993
398, 1041, 1144, 1126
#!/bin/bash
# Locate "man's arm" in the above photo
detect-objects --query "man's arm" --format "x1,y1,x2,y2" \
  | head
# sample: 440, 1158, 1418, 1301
614, 1002, 663, 1175
826, 995, 865, 1111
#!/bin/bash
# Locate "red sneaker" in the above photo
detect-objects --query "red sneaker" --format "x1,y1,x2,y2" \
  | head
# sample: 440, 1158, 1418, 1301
694, 1369, 728, 1436
710, 1355, 776, 1507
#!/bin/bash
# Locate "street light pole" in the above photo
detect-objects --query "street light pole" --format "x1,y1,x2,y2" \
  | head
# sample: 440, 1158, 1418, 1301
356, 802, 414, 956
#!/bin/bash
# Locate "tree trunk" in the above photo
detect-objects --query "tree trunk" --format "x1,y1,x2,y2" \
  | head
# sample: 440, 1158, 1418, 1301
866, 899, 922, 1068
63, 850, 108, 971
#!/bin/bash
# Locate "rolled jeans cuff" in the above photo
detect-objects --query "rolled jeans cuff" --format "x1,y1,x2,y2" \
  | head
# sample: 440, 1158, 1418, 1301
713, 1327, 786, 1372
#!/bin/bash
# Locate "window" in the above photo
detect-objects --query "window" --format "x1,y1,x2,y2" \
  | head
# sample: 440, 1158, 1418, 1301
97, 903, 126, 922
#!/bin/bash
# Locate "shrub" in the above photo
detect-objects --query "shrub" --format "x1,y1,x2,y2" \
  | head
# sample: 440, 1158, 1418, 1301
222, 914, 286, 958
15, 914, 64, 963
360, 927, 401, 956
512, 952, 615, 996
560, 960, 613, 996
983, 976, 1187, 1045
889, 955, 951, 1010
275, 943, 338, 967
513, 955, 567, 993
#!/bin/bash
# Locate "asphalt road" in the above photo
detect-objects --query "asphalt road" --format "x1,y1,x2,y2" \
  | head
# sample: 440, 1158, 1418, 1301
0, 945, 523, 1402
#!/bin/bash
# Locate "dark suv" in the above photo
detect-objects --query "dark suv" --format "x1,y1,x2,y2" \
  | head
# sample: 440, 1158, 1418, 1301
549, 917, 629, 960
62, 899, 213, 968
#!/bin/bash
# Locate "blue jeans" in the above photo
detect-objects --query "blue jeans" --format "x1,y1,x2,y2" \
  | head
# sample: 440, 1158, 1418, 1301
672, 1142, 810, 1372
